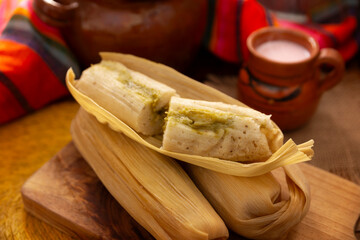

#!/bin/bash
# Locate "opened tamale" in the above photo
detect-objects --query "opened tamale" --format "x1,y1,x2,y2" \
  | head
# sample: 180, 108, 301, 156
163, 96, 282, 162
74, 60, 177, 135
71, 108, 229, 240
67, 57, 312, 177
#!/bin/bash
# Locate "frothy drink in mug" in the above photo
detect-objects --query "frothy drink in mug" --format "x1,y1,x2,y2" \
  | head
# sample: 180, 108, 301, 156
239, 27, 345, 130
256, 40, 310, 63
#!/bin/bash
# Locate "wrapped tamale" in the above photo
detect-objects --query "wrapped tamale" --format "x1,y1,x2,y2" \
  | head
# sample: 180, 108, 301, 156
71, 108, 229, 240
185, 163, 310, 240
161, 96, 311, 239
74, 60, 177, 135
163, 96, 282, 162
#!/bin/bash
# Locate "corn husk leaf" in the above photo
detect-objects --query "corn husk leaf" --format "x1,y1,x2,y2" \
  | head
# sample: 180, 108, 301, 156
71, 108, 229, 240
66, 52, 314, 177
185, 163, 310, 240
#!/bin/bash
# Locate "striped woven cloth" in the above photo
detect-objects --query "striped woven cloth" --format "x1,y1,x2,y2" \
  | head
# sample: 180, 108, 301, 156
203, 0, 358, 63
0, 0, 79, 124
279, 16, 358, 61
203, 0, 276, 63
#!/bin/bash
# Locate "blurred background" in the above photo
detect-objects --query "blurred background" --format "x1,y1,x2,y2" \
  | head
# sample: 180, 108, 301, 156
0, 0, 359, 145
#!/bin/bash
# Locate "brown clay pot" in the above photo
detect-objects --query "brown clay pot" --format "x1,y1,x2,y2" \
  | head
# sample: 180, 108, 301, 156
33, 0, 208, 70
238, 27, 345, 131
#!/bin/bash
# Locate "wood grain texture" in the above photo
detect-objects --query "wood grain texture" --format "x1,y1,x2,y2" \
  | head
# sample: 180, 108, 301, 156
0, 100, 79, 240
21, 142, 153, 240
21, 142, 360, 240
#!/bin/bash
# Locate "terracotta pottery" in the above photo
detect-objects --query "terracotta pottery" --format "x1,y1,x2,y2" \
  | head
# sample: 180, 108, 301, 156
33, 0, 207, 70
238, 27, 344, 130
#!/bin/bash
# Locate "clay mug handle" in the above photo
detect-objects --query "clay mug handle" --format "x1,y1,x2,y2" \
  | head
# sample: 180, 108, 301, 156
315, 48, 345, 95
33, 0, 78, 27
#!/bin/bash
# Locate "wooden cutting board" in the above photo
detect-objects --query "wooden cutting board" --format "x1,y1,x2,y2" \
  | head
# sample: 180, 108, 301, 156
21, 142, 360, 240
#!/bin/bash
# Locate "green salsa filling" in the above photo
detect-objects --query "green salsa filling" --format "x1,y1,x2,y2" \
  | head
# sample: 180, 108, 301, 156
100, 61, 162, 117
167, 108, 235, 134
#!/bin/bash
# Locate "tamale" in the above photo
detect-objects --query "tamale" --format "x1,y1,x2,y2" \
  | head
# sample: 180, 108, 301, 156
74, 60, 177, 135
185, 145, 312, 240
67, 52, 314, 239
67, 63, 312, 177
71, 108, 229, 240
163, 96, 282, 162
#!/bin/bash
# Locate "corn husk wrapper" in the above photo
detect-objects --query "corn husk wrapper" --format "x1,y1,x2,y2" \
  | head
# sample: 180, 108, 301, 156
66, 52, 314, 177
185, 160, 311, 239
71, 108, 229, 240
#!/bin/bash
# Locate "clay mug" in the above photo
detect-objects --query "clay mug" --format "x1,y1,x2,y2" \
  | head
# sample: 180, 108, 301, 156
238, 27, 345, 130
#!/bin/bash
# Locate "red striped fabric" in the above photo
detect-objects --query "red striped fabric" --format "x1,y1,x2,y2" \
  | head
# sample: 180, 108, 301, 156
0, 0, 79, 124
239, 0, 274, 61
0, 76, 25, 123
209, 0, 239, 63
0, 40, 68, 109
206, 0, 275, 63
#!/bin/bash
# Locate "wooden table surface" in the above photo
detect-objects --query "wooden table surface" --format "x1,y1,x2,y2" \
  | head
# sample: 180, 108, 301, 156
0, 54, 360, 239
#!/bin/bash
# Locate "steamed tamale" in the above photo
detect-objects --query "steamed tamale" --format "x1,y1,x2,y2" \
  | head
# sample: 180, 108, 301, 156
67, 53, 312, 177
186, 164, 310, 240
163, 97, 282, 162
71, 108, 229, 240
67, 52, 314, 240
74, 60, 177, 135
